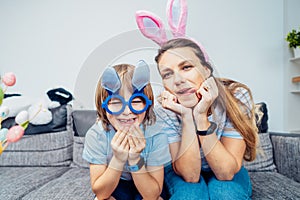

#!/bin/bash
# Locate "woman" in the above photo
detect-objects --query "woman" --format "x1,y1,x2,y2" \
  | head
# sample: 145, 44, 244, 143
154, 38, 258, 199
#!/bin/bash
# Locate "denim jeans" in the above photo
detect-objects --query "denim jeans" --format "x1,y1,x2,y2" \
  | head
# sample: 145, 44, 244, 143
107, 179, 142, 200
107, 178, 168, 200
164, 164, 252, 200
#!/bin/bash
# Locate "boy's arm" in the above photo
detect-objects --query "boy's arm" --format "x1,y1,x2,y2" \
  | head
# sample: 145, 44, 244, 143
130, 164, 164, 199
89, 156, 125, 200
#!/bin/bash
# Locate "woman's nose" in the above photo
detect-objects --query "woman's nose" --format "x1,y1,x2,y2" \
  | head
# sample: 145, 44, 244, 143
174, 72, 185, 85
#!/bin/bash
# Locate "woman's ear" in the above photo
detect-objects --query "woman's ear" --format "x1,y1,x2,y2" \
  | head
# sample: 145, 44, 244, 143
203, 66, 212, 79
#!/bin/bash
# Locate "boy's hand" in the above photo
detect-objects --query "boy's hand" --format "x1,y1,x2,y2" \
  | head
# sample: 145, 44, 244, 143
111, 126, 129, 163
128, 124, 146, 162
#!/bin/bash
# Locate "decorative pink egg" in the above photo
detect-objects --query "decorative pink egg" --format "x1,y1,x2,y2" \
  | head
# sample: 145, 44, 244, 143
2, 72, 16, 86
7, 125, 24, 143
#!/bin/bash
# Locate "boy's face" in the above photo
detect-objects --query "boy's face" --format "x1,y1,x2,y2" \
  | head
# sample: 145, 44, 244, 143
106, 88, 146, 130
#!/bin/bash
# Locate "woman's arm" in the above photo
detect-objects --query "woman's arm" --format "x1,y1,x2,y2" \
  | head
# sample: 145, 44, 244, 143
170, 111, 201, 182
160, 91, 201, 182
195, 114, 245, 180
89, 156, 125, 200
199, 131, 245, 180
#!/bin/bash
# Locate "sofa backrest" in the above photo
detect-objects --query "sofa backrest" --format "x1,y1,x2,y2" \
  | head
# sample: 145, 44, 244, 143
71, 110, 97, 168
0, 105, 73, 167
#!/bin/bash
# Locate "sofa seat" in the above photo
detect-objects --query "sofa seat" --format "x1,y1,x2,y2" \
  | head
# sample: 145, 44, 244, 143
21, 168, 94, 200
250, 172, 300, 199
0, 167, 70, 200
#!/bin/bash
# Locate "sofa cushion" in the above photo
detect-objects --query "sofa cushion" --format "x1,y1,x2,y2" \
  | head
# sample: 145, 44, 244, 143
0, 167, 70, 200
71, 110, 97, 168
244, 132, 277, 172
249, 172, 300, 199
270, 132, 300, 182
255, 102, 268, 133
72, 136, 90, 168
0, 105, 73, 167
72, 110, 97, 137
22, 168, 94, 200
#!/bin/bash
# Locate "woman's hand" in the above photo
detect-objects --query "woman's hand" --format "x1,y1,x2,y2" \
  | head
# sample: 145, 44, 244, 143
128, 124, 146, 162
161, 90, 192, 117
193, 77, 219, 118
111, 126, 129, 163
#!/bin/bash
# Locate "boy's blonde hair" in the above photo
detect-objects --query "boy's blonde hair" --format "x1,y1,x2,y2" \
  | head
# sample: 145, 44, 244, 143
95, 64, 156, 131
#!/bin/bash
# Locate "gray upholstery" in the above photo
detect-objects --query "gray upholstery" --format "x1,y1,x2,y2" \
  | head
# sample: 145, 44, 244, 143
0, 167, 70, 200
22, 168, 94, 200
244, 132, 277, 172
0, 105, 299, 200
0, 105, 73, 167
250, 172, 300, 199
71, 136, 89, 168
71, 109, 96, 168
270, 132, 300, 183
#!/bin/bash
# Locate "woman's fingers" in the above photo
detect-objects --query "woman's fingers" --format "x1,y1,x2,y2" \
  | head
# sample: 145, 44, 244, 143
161, 90, 186, 114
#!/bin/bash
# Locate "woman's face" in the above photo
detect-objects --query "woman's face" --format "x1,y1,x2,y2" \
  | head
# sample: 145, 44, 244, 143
158, 47, 210, 108
106, 87, 146, 130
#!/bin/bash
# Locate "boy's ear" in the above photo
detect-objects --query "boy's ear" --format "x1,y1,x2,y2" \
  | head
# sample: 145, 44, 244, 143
132, 60, 150, 91
101, 67, 121, 93
167, 0, 188, 37
135, 10, 167, 46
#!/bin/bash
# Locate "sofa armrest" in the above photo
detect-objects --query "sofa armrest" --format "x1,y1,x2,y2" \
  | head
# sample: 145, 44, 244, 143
269, 132, 300, 182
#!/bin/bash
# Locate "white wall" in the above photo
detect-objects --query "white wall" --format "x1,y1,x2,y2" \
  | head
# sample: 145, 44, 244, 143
0, 0, 296, 132
283, 0, 300, 132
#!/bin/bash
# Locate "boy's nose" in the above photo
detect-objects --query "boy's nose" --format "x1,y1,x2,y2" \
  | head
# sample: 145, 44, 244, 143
122, 104, 132, 115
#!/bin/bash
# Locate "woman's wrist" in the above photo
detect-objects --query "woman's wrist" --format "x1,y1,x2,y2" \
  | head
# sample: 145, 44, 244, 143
181, 108, 193, 118
195, 115, 210, 131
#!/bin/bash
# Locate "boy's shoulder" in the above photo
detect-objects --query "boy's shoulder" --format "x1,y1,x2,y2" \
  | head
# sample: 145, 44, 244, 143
86, 121, 110, 138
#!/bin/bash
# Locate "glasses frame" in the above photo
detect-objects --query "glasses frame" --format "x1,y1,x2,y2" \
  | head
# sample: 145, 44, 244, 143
102, 93, 152, 115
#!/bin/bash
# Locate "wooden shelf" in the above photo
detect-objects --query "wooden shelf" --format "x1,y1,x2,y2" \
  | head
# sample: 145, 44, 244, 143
291, 90, 300, 94
292, 76, 300, 83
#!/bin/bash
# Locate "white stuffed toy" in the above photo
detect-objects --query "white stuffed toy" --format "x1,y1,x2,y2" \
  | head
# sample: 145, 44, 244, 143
27, 95, 55, 125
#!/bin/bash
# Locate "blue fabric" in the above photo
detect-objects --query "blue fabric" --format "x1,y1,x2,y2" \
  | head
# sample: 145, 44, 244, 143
111, 179, 143, 200
82, 121, 171, 180
164, 164, 252, 200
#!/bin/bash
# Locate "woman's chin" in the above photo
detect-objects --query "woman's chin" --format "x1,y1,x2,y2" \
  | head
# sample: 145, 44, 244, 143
177, 95, 199, 108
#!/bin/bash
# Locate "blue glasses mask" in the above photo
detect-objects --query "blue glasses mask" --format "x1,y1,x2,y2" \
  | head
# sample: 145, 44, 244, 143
101, 60, 152, 115
102, 93, 152, 115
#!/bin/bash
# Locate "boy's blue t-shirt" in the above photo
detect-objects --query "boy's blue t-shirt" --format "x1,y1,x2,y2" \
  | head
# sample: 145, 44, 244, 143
82, 121, 171, 180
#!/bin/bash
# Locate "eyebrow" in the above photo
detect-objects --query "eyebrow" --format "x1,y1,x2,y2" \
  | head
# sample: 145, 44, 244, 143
178, 60, 193, 67
160, 67, 173, 73
160, 59, 194, 72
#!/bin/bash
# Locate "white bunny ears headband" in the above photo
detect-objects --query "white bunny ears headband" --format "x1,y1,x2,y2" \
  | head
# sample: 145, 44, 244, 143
135, 0, 209, 62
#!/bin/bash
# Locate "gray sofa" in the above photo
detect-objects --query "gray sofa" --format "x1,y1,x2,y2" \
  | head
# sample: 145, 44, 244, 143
0, 104, 299, 200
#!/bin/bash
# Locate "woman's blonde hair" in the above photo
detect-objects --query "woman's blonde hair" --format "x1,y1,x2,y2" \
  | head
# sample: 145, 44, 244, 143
155, 38, 258, 161
95, 64, 156, 131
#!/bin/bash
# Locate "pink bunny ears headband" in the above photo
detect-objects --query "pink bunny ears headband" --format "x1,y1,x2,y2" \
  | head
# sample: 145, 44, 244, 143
135, 0, 209, 62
